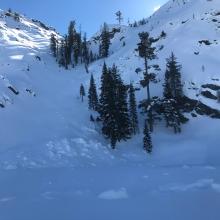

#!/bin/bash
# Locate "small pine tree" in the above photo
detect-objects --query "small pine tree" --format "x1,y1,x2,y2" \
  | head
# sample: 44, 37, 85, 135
163, 99, 181, 134
115, 11, 123, 25
129, 83, 139, 135
143, 120, 153, 154
88, 74, 99, 111
50, 34, 57, 57
80, 84, 85, 102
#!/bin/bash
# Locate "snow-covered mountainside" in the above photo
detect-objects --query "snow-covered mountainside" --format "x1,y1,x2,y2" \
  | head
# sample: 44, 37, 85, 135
0, 1, 220, 219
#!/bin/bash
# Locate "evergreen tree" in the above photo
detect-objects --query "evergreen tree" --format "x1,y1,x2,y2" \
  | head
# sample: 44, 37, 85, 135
143, 120, 153, 154
50, 34, 57, 57
88, 74, 99, 111
162, 53, 185, 133
99, 63, 118, 148
64, 35, 69, 69
82, 33, 89, 65
73, 32, 82, 65
115, 11, 123, 25
162, 99, 182, 134
99, 63, 130, 148
67, 21, 76, 65
137, 32, 157, 132
111, 65, 131, 141
128, 83, 139, 135
100, 23, 111, 58
163, 53, 183, 102
58, 39, 65, 67
80, 84, 85, 102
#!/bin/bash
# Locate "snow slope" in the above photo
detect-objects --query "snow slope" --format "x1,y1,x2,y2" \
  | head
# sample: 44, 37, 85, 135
0, 1, 220, 219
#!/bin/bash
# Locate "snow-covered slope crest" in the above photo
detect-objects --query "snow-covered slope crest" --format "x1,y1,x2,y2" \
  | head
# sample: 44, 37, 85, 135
89, 0, 220, 112
0, 9, 59, 108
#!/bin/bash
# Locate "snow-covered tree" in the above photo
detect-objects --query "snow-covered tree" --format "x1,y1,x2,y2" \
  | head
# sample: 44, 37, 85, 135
129, 83, 139, 135
115, 11, 123, 25
100, 23, 111, 58
137, 32, 158, 132
163, 53, 183, 102
143, 120, 153, 154
88, 74, 99, 111
80, 84, 86, 102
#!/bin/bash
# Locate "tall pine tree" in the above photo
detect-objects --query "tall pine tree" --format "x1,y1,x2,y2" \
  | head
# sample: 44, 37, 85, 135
100, 23, 111, 58
88, 74, 99, 111
128, 83, 139, 135
99, 63, 118, 148
137, 32, 157, 132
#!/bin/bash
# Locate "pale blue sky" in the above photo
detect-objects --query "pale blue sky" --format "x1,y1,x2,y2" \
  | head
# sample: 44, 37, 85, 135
0, 0, 168, 36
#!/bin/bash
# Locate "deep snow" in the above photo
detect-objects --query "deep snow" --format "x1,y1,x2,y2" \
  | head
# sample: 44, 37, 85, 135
0, 0, 220, 219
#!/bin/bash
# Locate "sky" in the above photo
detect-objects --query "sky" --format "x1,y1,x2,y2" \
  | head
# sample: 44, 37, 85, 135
0, 0, 168, 36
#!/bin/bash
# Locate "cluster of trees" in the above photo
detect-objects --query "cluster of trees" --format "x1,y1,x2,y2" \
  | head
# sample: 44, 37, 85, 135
50, 21, 113, 69
137, 31, 186, 153
50, 21, 98, 70
86, 63, 139, 149
5, 9, 20, 22
80, 31, 186, 154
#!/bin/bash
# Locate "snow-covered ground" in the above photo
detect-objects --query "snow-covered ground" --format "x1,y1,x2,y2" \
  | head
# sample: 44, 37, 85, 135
0, 0, 220, 219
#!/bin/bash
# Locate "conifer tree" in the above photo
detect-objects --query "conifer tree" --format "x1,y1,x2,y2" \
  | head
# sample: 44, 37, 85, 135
129, 83, 139, 135
137, 32, 157, 132
82, 33, 89, 65
163, 99, 182, 134
143, 120, 153, 154
163, 54, 184, 133
88, 74, 99, 111
80, 84, 85, 102
99, 63, 118, 148
163, 53, 183, 102
115, 11, 123, 25
67, 21, 76, 65
100, 23, 111, 58
111, 65, 131, 141
50, 34, 57, 57
58, 39, 65, 67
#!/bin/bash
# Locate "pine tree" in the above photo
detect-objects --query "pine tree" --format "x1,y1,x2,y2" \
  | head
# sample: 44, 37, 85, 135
143, 120, 153, 154
99, 63, 118, 148
163, 53, 183, 101
73, 32, 82, 65
162, 99, 181, 133
100, 23, 111, 58
115, 11, 123, 25
99, 63, 130, 148
58, 39, 65, 67
50, 34, 57, 57
137, 32, 157, 132
88, 74, 99, 111
111, 65, 131, 141
162, 53, 185, 133
82, 33, 89, 65
67, 21, 76, 65
80, 84, 85, 102
64, 35, 69, 69
128, 83, 139, 135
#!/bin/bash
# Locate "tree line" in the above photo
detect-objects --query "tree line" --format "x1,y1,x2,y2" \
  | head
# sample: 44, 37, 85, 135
80, 30, 186, 153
